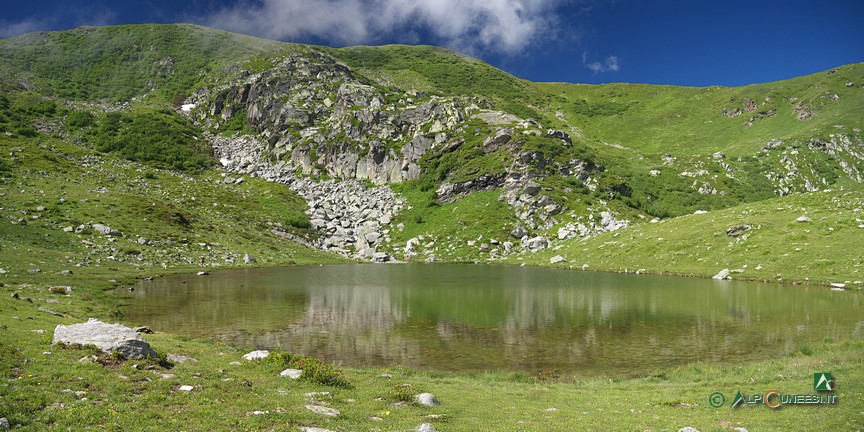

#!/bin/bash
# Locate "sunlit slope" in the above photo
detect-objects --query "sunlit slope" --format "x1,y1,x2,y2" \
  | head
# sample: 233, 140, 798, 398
537, 63, 864, 157
526, 189, 864, 285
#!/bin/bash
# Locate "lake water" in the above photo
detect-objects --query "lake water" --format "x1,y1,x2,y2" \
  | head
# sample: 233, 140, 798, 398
123, 264, 863, 376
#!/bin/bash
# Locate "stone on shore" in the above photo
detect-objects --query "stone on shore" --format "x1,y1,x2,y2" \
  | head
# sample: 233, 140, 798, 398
53, 318, 158, 359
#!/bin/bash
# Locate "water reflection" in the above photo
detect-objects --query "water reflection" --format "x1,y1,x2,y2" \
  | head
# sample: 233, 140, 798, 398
124, 264, 863, 375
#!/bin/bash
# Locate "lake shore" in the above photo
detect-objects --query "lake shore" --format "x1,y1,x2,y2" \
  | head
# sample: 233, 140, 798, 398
2, 261, 862, 430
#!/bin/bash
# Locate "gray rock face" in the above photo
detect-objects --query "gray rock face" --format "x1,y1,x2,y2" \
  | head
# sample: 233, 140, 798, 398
53, 319, 158, 359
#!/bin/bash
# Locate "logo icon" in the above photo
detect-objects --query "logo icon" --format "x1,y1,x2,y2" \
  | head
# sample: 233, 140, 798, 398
731, 390, 746, 408
709, 392, 726, 408
814, 373, 834, 391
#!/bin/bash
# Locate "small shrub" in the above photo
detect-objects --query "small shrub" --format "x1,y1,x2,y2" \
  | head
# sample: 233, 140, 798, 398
266, 351, 352, 389
285, 213, 311, 229
387, 382, 422, 402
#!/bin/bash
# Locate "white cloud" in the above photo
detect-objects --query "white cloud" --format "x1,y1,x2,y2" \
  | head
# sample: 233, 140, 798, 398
0, 8, 117, 39
583, 52, 619, 73
199, 0, 570, 55
0, 18, 53, 39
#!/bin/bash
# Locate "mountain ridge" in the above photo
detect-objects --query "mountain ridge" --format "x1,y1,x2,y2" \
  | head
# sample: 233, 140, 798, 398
1, 23, 862, 281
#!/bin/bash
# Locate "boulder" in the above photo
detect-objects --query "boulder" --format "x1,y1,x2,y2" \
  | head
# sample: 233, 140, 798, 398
92, 224, 122, 237
416, 393, 440, 407
726, 225, 752, 237
417, 424, 437, 432
712, 269, 730, 280
795, 215, 811, 223
280, 368, 303, 379
53, 319, 158, 359
525, 236, 549, 250
510, 225, 528, 239
242, 350, 270, 360
243, 254, 256, 263
550, 255, 567, 264
305, 405, 340, 417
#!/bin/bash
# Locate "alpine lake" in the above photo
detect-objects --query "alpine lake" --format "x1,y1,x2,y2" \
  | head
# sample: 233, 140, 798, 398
121, 264, 863, 377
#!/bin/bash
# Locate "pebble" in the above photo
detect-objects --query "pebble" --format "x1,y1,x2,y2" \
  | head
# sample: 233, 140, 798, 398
179, 385, 194, 392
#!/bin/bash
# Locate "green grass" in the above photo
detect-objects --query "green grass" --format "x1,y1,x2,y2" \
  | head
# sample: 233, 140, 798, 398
0, 24, 279, 103
524, 189, 864, 285
0, 122, 341, 280
331, 44, 550, 121
1, 271, 861, 430
382, 187, 516, 261
536, 63, 864, 158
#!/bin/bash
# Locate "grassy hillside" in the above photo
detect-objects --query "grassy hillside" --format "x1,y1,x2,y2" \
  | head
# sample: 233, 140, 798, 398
521, 189, 864, 285
537, 63, 864, 157
331, 44, 551, 121
0, 24, 279, 103
0, 118, 341, 279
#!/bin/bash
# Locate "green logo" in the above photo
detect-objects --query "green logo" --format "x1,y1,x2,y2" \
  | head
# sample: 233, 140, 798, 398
814, 373, 834, 391
709, 392, 726, 408
731, 390, 746, 408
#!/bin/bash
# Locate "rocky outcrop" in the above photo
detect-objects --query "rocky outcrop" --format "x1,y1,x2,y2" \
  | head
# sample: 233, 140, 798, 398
211, 134, 403, 261
190, 51, 471, 186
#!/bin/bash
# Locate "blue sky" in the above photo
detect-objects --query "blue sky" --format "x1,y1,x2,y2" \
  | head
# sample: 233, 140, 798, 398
1, 0, 862, 86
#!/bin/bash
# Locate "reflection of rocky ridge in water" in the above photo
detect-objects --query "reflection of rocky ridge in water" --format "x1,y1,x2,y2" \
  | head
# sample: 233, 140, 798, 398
228, 284, 425, 366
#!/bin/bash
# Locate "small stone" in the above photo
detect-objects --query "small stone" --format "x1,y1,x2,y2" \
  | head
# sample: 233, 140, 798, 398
380, 373, 393, 379
242, 350, 269, 360
243, 254, 256, 263
0, 418, 8, 429
545, 407, 558, 412
300, 428, 335, 432
416, 393, 439, 407
279, 368, 303, 379
179, 385, 194, 392
417, 424, 436, 432
196, 271, 209, 276
713, 269, 730, 280
305, 405, 340, 417
550, 255, 567, 264
134, 326, 153, 334
795, 215, 811, 223
167, 354, 197, 363
830, 283, 846, 288
678, 428, 700, 432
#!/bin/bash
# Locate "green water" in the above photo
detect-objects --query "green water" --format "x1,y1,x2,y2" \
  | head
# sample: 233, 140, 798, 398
123, 264, 863, 376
